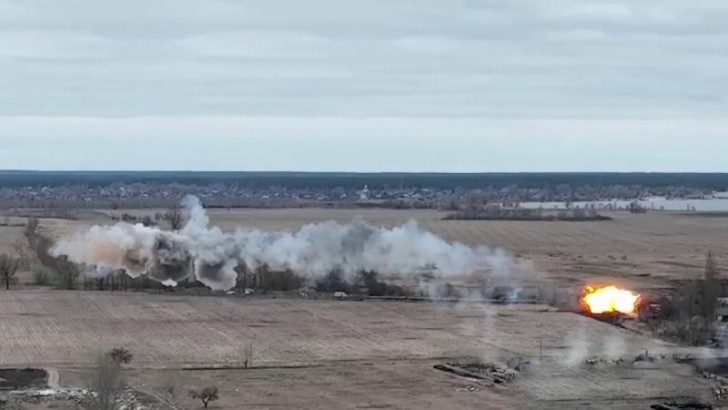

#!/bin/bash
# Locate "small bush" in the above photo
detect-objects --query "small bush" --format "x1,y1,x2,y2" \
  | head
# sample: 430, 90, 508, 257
84, 352, 125, 410
190, 387, 219, 408
109, 347, 133, 366
0, 254, 20, 290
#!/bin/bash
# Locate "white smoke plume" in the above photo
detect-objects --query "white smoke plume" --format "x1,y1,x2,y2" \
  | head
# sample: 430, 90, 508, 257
603, 334, 627, 359
51, 196, 522, 291
564, 327, 591, 367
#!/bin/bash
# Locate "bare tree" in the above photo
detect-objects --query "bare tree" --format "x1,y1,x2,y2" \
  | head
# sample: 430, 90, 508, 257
190, 387, 219, 408
700, 251, 720, 321
163, 208, 184, 231
667, 252, 721, 345
164, 375, 181, 402
109, 348, 133, 366
0, 254, 20, 290
11, 238, 29, 270
24, 218, 79, 289
84, 352, 125, 410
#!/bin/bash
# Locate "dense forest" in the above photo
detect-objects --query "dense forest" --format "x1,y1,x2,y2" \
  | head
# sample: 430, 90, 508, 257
2, 171, 728, 191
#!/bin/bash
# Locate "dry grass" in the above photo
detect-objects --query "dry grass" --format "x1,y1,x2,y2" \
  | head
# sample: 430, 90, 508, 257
0, 291, 712, 409
0, 290, 694, 368
0, 208, 724, 408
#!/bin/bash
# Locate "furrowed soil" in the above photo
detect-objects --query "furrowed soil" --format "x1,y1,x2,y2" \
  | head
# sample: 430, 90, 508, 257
0, 208, 725, 408
0, 292, 713, 409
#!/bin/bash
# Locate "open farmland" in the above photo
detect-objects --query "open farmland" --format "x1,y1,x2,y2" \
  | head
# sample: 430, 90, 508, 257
0, 291, 691, 369
0, 208, 726, 408
0, 291, 715, 409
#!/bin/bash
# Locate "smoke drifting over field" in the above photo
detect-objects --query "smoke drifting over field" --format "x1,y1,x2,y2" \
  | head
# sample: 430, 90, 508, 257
51, 196, 523, 290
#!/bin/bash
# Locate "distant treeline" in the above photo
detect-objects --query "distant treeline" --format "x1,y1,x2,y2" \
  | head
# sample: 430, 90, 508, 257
444, 207, 613, 222
2, 171, 728, 190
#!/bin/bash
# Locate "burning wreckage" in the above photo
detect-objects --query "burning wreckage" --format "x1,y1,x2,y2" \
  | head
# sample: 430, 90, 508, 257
579, 284, 641, 324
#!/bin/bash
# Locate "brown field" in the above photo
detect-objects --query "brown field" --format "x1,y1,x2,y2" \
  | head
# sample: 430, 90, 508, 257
0, 291, 713, 409
1, 208, 726, 408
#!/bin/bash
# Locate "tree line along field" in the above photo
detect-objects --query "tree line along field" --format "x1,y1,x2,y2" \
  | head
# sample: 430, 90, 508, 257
2, 207, 728, 293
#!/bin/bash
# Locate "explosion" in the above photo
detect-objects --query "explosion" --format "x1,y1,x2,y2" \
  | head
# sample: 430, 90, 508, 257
582, 285, 639, 314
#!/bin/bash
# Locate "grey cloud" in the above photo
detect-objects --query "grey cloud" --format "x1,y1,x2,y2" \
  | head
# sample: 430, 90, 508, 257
0, 0, 726, 170
178, 30, 333, 59
0, 30, 113, 59
0, 0, 726, 119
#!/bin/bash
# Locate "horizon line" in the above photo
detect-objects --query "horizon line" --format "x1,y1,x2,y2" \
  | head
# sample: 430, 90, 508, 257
2, 170, 728, 175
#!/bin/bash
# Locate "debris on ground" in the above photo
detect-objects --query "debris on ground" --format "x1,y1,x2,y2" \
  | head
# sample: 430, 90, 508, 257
673, 354, 694, 364
6, 388, 176, 409
455, 385, 480, 392
651, 400, 713, 409
0, 368, 48, 391
699, 372, 728, 401
584, 357, 625, 365
434, 360, 523, 385
635, 350, 656, 363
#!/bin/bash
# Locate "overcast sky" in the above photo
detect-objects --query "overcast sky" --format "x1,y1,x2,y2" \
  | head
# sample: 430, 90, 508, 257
0, 0, 726, 172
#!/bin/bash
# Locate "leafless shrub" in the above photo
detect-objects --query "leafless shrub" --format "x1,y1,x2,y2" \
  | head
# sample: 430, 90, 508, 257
0, 254, 20, 290
84, 352, 125, 410
657, 252, 720, 345
162, 208, 184, 231
164, 375, 181, 402
109, 348, 133, 366
655, 317, 714, 347
33, 269, 53, 286
190, 387, 219, 408
23, 218, 79, 289
11, 239, 29, 271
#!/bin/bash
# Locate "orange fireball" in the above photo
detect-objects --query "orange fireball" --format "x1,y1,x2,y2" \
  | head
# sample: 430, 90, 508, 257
582, 285, 640, 314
